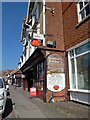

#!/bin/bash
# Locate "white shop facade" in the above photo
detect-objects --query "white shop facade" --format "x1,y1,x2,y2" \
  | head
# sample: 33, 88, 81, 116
67, 39, 90, 105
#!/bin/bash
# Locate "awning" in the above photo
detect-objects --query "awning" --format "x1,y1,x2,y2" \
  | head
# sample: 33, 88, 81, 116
20, 46, 64, 73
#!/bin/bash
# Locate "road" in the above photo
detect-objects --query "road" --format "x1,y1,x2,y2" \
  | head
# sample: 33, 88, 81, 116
2, 85, 67, 119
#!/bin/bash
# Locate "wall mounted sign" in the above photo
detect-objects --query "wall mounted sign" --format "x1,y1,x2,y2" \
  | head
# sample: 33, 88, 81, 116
76, 42, 90, 55
47, 73, 65, 92
47, 53, 65, 92
33, 33, 44, 40
31, 40, 41, 47
47, 53, 64, 73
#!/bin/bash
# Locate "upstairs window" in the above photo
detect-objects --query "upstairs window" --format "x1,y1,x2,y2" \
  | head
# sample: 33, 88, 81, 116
77, 0, 90, 22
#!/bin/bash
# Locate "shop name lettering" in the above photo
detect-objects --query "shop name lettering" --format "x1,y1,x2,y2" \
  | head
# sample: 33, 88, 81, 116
81, 43, 90, 50
49, 58, 62, 62
85, 43, 90, 49
47, 67, 64, 73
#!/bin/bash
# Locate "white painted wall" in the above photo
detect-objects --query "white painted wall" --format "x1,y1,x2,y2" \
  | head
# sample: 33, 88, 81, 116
30, 40, 36, 56
18, 56, 24, 69
70, 91, 90, 105
32, 16, 35, 27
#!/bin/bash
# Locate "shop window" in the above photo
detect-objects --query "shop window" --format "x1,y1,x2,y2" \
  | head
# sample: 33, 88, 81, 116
71, 59, 76, 89
77, 0, 90, 22
38, 81, 43, 90
33, 61, 44, 91
77, 53, 90, 90
76, 42, 90, 55
70, 50, 74, 57
33, 65, 37, 80
68, 42, 90, 91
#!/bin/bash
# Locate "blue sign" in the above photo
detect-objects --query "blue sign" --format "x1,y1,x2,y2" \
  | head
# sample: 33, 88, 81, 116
14, 78, 16, 84
76, 42, 90, 55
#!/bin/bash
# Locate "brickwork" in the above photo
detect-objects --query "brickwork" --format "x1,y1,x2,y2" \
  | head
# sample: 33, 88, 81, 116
46, 89, 66, 103
46, 2, 89, 102
45, 50, 65, 102
45, 2, 66, 102
64, 52, 70, 100
62, 2, 89, 100
46, 2, 64, 51
62, 2, 89, 50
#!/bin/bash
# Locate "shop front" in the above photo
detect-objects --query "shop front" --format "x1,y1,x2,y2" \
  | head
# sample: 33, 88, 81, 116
21, 47, 66, 102
67, 40, 90, 105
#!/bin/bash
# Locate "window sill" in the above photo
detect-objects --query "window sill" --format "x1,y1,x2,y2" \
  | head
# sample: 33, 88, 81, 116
76, 14, 90, 28
68, 89, 90, 93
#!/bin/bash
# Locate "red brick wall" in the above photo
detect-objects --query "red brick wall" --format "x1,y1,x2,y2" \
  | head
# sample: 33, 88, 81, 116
46, 89, 66, 103
46, 2, 64, 51
62, 2, 89, 50
45, 3, 66, 102
37, 91, 44, 101
62, 2, 89, 100
64, 52, 70, 101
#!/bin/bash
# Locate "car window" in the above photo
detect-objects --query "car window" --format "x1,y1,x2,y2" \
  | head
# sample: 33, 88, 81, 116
0, 78, 3, 88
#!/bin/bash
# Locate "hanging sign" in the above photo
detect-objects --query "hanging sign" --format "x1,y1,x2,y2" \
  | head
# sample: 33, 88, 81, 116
33, 33, 44, 40
31, 40, 41, 47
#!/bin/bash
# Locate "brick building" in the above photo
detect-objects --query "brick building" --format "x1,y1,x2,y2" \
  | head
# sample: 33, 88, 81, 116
62, 1, 90, 104
45, 2, 66, 102
19, 1, 90, 104
20, 1, 66, 102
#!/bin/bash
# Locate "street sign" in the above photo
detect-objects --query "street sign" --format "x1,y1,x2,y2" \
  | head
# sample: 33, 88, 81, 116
33, 33, 44, 40
31, 40, 41, 47
30, 87, 37, 97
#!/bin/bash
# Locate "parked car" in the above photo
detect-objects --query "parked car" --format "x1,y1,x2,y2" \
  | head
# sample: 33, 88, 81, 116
0, 77, 7, 116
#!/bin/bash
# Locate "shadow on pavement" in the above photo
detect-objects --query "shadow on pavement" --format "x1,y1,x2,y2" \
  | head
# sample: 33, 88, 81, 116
7, 91, 10, 96
2, 98, 13, 119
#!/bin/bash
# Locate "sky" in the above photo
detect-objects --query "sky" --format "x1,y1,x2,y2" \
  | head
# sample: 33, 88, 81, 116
2, 2, 28, 71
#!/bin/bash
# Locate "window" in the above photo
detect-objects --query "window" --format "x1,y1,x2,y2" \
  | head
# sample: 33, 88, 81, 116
71, 59, 76, 89
77, 0, 90, 22
77, 53, 90, 90
33, 61, 44, 91
68, 42, 90, 91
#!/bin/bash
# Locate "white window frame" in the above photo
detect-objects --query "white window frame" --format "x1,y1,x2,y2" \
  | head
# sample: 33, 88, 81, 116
77, 0, 89, 22
67, 39, 90, 93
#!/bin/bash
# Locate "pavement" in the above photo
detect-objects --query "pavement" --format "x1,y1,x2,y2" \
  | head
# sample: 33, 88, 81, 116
2, 85, 89, 119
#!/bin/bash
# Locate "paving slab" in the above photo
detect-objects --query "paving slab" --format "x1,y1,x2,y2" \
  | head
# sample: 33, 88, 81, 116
3, 85, 90, 119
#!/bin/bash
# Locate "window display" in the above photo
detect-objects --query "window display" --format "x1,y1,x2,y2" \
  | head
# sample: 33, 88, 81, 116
71, 59, 76, 89
33, 61, 44, 91
77, 53, 90, 90
69, 42, 90, 91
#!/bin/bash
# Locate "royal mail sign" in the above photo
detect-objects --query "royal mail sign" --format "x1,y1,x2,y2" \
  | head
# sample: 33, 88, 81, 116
31, 40, 41, 47
33, 33, 44, 40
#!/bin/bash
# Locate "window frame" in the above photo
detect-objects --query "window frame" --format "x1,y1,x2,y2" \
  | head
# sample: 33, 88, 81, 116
77, 0, 89, 23
33, 61, 44, 91
68, 39, 90, 92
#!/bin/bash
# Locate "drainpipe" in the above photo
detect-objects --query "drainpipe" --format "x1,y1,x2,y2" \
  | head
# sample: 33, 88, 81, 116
43, 0, 46, 46
64, 51, 68, 100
